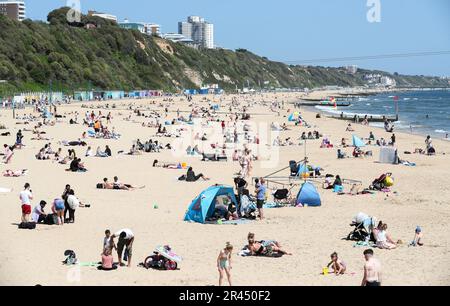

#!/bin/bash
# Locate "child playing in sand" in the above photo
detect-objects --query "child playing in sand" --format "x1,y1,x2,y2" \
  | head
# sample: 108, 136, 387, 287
410, 226, 424, 247
326, 252, 346, 275
217, 242, 233, 286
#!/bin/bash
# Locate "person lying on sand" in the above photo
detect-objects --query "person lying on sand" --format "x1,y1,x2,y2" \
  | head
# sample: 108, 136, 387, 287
247, 233, 292, 256
60, 139, 87, 147
112, 176, 141, 190
326, 252, 347, 275
3, 169, 27, 177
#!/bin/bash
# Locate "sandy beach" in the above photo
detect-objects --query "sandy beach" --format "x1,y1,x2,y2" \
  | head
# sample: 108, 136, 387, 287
1, 91, 449, 286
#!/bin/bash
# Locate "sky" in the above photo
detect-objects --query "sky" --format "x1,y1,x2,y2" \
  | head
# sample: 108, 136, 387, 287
23, 0, 450, 76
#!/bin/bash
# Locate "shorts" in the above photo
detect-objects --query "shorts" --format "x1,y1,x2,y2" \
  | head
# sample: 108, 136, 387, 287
54, 200, 65, 211
117, 237, 133, 257
256, 199, 265, 209
366, 281, 380, 287
21, 204, 31, 214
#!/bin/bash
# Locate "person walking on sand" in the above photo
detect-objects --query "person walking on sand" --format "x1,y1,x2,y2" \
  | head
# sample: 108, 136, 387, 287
19, 183, 33, 222
361, 249, 382, 286
217, 242, 233, 286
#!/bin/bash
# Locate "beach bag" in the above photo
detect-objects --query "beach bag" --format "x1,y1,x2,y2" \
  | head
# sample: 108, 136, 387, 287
96, 183, 104, 189
178, 175, 186, 181
63, 250, 77, 265
18, 222, 36, 230
44, 213, 57, 225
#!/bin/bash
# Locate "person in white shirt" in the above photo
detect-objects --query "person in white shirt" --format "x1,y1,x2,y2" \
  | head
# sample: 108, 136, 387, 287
85, 146, 95, 157
66, 189, 85, 223
111, 229, 134, 267
19, 183, 33, 222
31, 201, 47, 223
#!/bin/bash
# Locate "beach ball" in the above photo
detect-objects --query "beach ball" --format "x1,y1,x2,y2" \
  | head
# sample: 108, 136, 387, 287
384, 177, 394, 187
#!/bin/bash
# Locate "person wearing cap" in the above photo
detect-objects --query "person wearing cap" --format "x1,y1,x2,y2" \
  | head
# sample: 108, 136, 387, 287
52, 198, 66, 225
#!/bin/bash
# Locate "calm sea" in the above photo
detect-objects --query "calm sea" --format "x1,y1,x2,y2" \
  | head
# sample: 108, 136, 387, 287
314, 89, 450, 138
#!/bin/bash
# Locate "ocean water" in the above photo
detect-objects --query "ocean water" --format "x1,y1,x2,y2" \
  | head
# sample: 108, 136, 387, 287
314, 90, 450, 138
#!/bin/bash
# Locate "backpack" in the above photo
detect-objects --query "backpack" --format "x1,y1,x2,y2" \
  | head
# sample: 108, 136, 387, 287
18, 222, 36, 230
44, 214, 57, 225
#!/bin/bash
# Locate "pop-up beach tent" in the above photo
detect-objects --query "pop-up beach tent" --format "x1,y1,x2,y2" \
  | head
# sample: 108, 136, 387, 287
379, 147, 398, 164
296, 182, 321, 207
352, 135, 366, 147
184, 185, 238, 224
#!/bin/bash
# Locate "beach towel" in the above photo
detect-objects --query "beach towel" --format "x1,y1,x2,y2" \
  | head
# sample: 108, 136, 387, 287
221, 219, 253, 225
0, 187, 12, 193
263, 202, 284, 209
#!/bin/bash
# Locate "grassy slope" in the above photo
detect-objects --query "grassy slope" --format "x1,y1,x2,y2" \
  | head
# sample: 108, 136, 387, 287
0, 10, 447, 96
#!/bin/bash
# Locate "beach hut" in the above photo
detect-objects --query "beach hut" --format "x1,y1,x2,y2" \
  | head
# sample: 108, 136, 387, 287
352, 135, 366, 147
296, 182, 321, 207
184, 185, 238, 224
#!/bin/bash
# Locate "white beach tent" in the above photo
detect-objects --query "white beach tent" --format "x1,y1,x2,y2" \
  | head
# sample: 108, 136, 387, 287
379, 146, 397, 164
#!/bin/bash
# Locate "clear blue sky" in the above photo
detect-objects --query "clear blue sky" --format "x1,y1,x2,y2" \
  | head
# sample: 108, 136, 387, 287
25, 0, 450, 76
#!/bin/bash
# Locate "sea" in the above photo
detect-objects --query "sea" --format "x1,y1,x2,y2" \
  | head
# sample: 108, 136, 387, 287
313, 89, 450, 139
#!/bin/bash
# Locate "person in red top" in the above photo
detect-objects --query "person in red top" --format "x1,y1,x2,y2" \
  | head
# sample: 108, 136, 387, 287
221, 121, 226, 134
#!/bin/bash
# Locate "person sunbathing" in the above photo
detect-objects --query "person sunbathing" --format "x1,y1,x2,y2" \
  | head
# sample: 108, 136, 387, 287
247, 239, 291, 256
3, 169, 27, 177
101, 178, 114, 189
61, 139, 87, 147
112, 176, 135, 190
326, 252, 347, 275
346, 124, 355, 132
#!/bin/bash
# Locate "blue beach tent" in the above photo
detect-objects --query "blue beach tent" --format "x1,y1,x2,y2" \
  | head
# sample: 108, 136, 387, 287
296, 182, 321, 207
184, 185, 238, 223
352, 135, 366, 148
296, 163, 309, 177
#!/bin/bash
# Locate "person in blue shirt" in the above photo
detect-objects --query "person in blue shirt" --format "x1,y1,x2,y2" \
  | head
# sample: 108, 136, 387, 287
255, 178, 266, 220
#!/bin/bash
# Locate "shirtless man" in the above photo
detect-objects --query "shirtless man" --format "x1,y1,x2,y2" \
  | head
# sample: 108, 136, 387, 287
361, 249, 382, 286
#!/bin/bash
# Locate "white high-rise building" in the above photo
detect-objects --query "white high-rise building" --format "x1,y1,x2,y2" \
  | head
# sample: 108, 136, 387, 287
178, 16, 214, 49
0, 0, 26, 21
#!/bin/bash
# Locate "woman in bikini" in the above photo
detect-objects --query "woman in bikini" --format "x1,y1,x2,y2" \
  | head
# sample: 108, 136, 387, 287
217, 242, 233, 286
